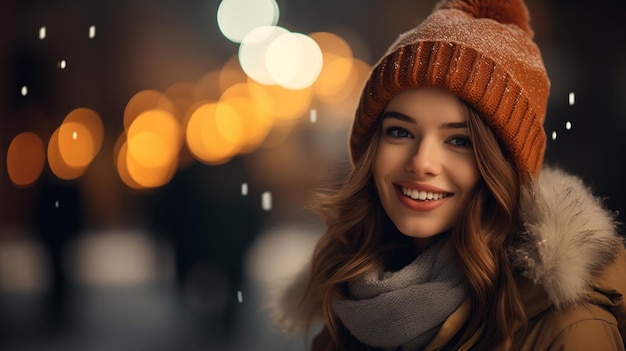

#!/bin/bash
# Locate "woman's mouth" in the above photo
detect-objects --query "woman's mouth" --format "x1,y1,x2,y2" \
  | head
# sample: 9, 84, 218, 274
400, 186, 451, 201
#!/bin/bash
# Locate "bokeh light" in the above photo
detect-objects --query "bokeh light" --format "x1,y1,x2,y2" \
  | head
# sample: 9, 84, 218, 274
7, 132, 46, 187
314, 56, 362, 104
127, 109, 181, 169
48, 128, 86, 180
58, 108, 104, 168
186, 102, 240, 164
238, 25, 289, 85
0, 239, 51, 294
116, 127, 179, 189
247, 78, 313, 121
310, 32, 353, 59
68, 230, 165, 286
125, 142, 177, 188
58, 121, 93, 167
265, 32, 323, 90
124, 90, 175, 132
214, 100, 245, 148
217, 0, 279, 43
114, 134, 143, 189
219, 84, 274, 153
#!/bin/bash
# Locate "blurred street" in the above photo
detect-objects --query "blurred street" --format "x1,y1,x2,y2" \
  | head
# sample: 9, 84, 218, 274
0, 225, 319, 351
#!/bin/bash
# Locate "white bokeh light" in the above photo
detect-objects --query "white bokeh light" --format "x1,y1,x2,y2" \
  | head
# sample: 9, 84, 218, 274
217, 0, 279, 43
239, 25, 289, 85
265, 32, 323, 90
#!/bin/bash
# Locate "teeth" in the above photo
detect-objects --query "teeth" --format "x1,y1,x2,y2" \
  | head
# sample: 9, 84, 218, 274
401, 187, 448, 201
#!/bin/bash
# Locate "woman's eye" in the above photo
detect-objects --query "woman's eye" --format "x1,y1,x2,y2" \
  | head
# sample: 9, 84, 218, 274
385, 127, 413, 139
448, 136, 472, 148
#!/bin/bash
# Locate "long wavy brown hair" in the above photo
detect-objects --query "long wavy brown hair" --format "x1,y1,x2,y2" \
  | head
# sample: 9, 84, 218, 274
305, 99, 525, 350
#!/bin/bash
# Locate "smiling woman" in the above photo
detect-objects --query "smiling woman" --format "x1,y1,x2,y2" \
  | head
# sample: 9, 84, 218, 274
373, 88, 480, 245
274, 0, 626, 350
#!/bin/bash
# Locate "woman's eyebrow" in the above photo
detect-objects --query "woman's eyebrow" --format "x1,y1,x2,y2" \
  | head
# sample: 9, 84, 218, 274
382, 111, 468, 129
440, 122, 468, 129
381, 111, 416, 123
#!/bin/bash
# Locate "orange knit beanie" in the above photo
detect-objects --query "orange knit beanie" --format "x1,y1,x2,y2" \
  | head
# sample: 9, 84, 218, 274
350, 0, 550, 182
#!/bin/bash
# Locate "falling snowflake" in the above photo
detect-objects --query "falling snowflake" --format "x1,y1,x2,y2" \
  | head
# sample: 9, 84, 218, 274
262, 191, 272, 211
237, 290, 243, 303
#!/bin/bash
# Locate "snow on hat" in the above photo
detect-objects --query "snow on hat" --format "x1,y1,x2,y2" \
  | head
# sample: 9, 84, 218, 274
350, 0, 550, 182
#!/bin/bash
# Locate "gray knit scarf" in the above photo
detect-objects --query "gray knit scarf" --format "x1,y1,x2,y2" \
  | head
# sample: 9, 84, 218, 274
332, 236, 468, 350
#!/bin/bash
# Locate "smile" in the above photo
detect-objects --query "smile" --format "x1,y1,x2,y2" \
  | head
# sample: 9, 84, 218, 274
400, 186, 450, 201
393, 184, 452, 212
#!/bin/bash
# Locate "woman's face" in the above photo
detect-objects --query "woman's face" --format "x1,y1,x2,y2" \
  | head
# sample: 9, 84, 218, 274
373, 88, 481, 242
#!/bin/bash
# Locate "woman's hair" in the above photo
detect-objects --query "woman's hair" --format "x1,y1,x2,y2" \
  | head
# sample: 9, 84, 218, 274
305, 99, 524, 350
452, 103, 524, 350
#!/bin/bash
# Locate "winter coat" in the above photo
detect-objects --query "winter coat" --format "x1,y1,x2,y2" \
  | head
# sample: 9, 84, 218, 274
276, 168, 626, 350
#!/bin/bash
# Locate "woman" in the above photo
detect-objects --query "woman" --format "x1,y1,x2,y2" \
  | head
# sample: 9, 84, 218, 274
276, 0, 626, 350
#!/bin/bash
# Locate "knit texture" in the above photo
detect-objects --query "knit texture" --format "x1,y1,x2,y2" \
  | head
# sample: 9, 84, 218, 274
332, 236, 467, 350
350, 0, 550, 182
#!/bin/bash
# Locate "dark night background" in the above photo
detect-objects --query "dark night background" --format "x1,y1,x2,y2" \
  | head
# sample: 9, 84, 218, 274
0, 0, 624, 350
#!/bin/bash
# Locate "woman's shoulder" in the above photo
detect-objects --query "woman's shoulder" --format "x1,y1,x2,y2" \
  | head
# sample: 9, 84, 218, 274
517, 296, 624, 350
515, 249, 626, 349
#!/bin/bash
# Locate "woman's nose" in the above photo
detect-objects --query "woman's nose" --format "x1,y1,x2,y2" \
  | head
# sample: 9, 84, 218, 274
406, 136, 442, 177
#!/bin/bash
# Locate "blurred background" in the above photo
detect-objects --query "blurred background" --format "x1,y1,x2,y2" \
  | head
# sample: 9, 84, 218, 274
0, 0, 624, 350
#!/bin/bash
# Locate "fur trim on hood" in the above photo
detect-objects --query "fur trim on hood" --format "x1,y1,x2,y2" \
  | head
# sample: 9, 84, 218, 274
512, 167, 622, 308
274, 167, 623, 330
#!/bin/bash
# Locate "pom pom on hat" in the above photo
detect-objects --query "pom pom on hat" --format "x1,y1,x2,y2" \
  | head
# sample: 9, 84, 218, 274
350, 0, 550, 183
435, 0, 533, 37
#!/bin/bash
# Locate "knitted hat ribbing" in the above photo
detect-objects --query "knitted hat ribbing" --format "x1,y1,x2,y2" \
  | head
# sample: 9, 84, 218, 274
350, 0, 550, 182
